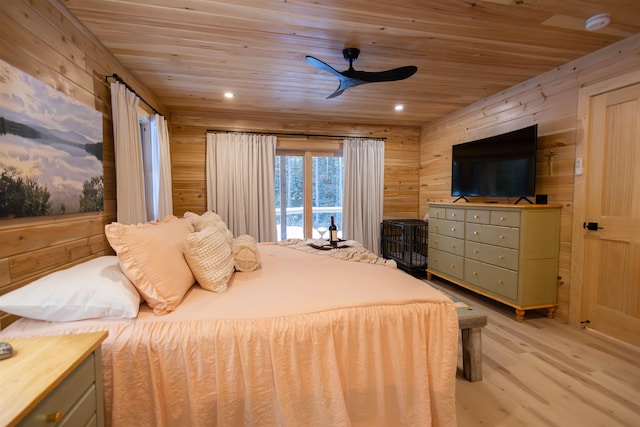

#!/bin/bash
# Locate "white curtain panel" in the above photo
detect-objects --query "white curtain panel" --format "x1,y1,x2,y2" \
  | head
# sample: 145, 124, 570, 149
110, 82, 146, 225
152, 114, 173, 219
206, 133, 277, 242
343, 138, 385, 254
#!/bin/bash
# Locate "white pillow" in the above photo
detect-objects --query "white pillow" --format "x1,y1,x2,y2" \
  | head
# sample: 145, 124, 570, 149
0, 256, 141, 322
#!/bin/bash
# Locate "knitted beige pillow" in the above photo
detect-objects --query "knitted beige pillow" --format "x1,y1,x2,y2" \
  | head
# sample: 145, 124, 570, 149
184, 226, 235, 292
191, 211, 233, 245
231, 234, 261, 272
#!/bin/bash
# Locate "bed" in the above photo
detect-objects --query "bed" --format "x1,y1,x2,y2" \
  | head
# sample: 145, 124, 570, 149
0, 214, 458, 427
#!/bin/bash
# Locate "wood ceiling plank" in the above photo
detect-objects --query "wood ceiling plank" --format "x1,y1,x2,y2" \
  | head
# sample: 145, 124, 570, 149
59, 0, 640, 126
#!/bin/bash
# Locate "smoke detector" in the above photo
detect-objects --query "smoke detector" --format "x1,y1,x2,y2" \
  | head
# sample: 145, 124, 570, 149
585, 13, 611, 31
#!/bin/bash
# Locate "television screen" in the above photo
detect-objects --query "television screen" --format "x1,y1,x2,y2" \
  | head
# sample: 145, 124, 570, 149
451, 125, 537, 199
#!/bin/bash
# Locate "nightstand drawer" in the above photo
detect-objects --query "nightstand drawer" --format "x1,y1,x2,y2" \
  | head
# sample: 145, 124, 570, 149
61, 383, 97, 427
19, 354, 96, 426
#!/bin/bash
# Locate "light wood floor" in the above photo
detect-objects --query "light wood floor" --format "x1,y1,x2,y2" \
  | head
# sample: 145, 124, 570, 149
426, 278, 640, 427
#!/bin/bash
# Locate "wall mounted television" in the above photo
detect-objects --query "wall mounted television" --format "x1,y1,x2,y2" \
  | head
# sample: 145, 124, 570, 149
451, 124, 538, 204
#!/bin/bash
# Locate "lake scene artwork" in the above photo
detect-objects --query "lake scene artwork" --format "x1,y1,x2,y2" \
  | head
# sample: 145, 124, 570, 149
0, 59, 103, 219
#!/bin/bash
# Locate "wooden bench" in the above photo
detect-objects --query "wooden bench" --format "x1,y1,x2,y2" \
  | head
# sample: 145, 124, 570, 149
457, 306, 488, 382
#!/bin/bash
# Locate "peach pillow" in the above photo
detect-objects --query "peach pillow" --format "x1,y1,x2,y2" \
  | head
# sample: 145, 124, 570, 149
231, 234, 261, 272
184, 226, 235, 292
105, 215, 195, 315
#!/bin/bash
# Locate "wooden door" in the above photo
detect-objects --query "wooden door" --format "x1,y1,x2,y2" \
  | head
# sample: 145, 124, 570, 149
581, 82, 640, 347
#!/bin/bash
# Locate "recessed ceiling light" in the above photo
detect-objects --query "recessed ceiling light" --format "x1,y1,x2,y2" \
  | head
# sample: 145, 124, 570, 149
394, 104, 404, 111
585, 13, 611, 31
224, 92, 234, 99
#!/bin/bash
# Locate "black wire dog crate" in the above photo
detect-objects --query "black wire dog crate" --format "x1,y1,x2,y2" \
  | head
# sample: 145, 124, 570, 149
381, 219, 429, 276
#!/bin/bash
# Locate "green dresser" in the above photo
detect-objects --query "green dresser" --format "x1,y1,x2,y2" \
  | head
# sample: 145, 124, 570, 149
427, 203, 561, 321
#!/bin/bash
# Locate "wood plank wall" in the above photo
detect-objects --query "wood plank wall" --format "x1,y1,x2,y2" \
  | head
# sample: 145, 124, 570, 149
0, 0, 164, 328
419, 34, 640, 322
170, 110, 421, 220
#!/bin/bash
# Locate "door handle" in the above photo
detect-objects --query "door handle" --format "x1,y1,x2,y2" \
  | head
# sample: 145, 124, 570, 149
583, 222, 603, 231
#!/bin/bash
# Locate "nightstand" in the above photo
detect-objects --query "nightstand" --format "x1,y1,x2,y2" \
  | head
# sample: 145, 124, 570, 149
0, 331, 108, 427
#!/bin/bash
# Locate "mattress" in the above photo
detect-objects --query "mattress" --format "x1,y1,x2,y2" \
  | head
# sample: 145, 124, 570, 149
0, 243, 458, 426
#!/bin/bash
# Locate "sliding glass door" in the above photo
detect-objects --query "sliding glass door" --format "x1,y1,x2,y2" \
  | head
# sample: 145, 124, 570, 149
275, 151, 343, 240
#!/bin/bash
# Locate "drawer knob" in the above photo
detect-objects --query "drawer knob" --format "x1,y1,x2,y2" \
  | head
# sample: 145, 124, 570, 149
474, 215, 479, 219
472, 271, 478, 276
474, 249, 479, 254
500, 217, 505, 221
499, 235, 505, 239
451, 227, 456, 232
46, 412, 63, 423
473, 231, 478, 235
499, 255, 504, 260
498, 280, 504, 284
451, 264, 456, 269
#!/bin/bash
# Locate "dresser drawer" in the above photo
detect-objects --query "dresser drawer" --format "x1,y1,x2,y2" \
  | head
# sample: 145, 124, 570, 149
490, 210, 520, 227
465, 259, 518, 301
466, 223, 520, 249
445, 207, 465, 222
429, 234, 464, 256
466, 241, 518, 270
466, 209, 490, 224
429, 206, 446, 219
429, 218, 465, 239
428, 248, 464, 280
20, 354, 96, 426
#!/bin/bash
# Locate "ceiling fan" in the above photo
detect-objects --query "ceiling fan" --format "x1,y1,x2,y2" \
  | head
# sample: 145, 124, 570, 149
305, 47, 418, 99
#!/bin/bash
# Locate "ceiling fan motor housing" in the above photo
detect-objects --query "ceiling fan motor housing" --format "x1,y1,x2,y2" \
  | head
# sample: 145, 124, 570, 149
343, 48, 360, 62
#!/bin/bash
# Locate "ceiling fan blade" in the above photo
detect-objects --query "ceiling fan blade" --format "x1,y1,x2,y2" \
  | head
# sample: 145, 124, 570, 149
305, 56, 343, 78
306, 51, 418, 98
341, 66, 418, 82
326, 78, 369, 99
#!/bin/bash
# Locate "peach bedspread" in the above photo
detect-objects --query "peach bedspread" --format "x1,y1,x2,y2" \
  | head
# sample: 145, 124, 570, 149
1, 243, 458, 426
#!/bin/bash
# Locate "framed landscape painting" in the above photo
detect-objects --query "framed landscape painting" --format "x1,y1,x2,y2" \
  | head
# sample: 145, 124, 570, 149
0, 59, 103, 219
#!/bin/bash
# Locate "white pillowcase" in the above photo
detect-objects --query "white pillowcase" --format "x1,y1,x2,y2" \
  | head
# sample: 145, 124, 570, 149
0, 256, 141, 322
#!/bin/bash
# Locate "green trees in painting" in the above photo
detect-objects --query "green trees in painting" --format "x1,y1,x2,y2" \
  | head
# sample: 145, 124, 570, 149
0, 168, 52, 217
79, 175, 104, 212
0, 168, 103, 218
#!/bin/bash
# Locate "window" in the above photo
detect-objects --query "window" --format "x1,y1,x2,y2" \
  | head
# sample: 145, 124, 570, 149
138, 107, 163, 221
275, 139, 343, 240
139, 114, 154, 220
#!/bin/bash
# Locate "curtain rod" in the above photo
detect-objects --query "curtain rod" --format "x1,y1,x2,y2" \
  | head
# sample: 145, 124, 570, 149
106, 73, 162, 116
206, 129, 386, 140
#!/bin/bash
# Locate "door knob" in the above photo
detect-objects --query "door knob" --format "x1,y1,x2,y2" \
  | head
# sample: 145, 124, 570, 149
583, 222, 603, 231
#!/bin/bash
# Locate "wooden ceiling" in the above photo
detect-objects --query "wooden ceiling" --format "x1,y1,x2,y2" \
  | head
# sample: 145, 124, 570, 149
64, 0, 640, 126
